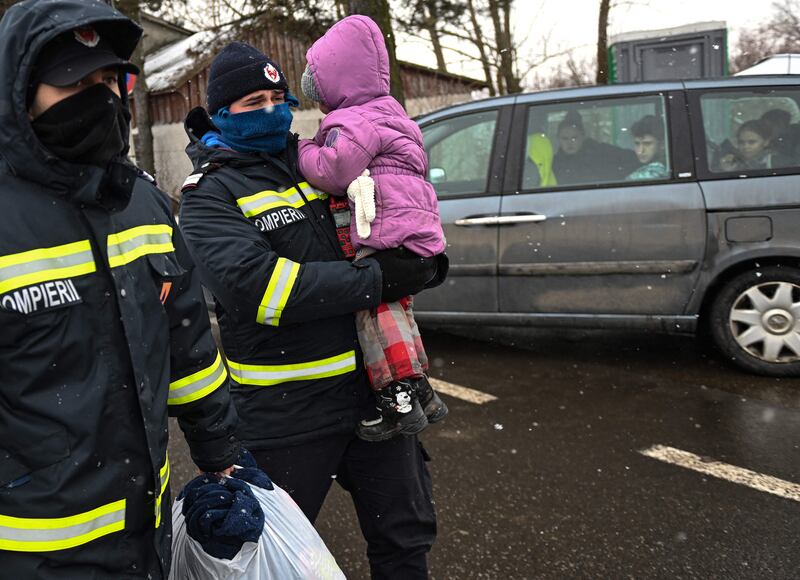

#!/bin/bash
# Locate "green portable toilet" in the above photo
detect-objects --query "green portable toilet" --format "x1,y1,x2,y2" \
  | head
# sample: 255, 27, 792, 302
609, 21, 728, 83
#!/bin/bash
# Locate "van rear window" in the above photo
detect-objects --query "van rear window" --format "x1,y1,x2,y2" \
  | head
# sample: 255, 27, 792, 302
699, 90, 800, 174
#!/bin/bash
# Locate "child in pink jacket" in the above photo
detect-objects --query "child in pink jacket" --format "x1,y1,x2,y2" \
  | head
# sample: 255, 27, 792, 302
298, 15, 448, 442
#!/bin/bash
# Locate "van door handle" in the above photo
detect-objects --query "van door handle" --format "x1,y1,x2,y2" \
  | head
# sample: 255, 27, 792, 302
454, 216, 501, 226
495, 214, 548, 225
455, 214, 547, 226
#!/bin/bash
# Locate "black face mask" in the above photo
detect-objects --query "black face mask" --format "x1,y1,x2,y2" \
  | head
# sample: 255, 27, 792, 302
31, 83, 130, 168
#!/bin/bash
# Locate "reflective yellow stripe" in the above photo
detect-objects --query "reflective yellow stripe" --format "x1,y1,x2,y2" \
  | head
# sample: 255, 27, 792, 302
228, 350, 357, 386
257, 258, 300, 326
168, 352, 228, 405
236, 182, 328, 218
0, 240, 95, 294
155, 455, 170, 528
0, 499, 126, 552
107, 224, 174, 268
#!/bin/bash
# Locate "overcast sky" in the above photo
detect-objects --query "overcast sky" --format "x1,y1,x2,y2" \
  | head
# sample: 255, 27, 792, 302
395, 0, 774, 82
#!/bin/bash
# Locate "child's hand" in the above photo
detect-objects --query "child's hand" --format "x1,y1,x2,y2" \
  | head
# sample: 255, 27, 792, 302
347, 170, 376, 239
719, 153, 738, 172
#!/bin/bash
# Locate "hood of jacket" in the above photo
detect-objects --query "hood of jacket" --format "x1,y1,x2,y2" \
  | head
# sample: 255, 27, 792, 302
305, 15, 390, 111
0, 0, 141, 195
527, 133, 557, 187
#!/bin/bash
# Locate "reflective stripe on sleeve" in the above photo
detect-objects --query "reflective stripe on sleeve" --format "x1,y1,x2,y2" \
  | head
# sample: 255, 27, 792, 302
0, 499, 126, 552
107, 224, 174, 268
257, 257, 300, 326
236, 182, 328, 218
228, 350, 357, 386
0, 240, 95, 294
154, 454, 170, 528
168, 352, 227, 406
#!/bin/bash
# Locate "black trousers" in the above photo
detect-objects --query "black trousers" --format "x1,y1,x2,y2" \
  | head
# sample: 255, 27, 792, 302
251, 434, 436, 580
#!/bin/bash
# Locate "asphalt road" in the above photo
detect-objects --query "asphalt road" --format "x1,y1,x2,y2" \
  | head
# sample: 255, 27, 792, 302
168, 329, 800, 579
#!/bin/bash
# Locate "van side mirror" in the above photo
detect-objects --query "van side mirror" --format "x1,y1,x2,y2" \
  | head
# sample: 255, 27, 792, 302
429, 167, 446, 183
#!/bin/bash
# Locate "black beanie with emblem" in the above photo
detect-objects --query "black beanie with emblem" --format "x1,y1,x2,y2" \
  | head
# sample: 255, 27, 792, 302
206, 41, 289, 114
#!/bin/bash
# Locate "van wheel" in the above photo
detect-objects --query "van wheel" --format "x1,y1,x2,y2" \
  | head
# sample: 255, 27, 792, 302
709, 266, 800, 377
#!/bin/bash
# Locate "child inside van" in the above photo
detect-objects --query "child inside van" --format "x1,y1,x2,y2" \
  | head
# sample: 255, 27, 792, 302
626, 115, 669, 180
719, 120, 772, 171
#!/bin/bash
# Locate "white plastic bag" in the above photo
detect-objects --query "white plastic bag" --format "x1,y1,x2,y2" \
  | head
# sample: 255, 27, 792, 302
169, 480, 345, 580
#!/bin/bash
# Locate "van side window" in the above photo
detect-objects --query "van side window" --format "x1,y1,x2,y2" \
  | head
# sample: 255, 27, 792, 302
699, 90, 800, 174
522, 95, 670, 190
421, 110, 499, 198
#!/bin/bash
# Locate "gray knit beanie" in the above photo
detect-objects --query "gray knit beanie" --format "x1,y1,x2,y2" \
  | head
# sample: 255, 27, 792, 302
301, 64, 322, 103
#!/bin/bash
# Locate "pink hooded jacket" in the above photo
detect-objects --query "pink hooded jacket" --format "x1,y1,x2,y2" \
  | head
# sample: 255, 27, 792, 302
297, 16, 445, 258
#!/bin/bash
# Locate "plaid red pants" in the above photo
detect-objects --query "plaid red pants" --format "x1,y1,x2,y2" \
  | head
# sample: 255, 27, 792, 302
356, 296, 429, 391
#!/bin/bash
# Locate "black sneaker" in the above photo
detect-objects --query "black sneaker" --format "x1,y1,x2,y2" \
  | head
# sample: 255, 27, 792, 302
415, 376, 449, 423
357, 380, 428, 442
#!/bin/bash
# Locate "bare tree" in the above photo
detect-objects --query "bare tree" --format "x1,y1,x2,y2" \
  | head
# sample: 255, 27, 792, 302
596, 0, 611, 84
396, 0, 464, 73
597, 0, 651, 84
155, 0, 336, 39
768, 0, 800, 49
153, 0, 242, 29
730, 0, 800, 73
398, 0, 499, 93
531, 52, 595, 90
418, 0, 522, 95
465, 0, 496, 95
729, 29, 775, 73
486, 0, 521, 93
172, 0, 402, 104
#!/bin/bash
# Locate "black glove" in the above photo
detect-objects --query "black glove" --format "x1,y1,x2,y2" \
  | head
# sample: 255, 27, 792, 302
425, 253, 449, 290
366, 247, 438, 303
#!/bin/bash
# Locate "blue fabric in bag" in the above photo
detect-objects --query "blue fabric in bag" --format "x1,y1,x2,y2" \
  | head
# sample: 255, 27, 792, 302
179, 449, 273, 560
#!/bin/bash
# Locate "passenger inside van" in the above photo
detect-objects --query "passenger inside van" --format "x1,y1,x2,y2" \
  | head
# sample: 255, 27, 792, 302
760, 108, 791, 140
625, 115, 669, 181
522, 132, 557, 189
719, 120, 772, 171
552, 111, 639, 185
761, 108, 800, 167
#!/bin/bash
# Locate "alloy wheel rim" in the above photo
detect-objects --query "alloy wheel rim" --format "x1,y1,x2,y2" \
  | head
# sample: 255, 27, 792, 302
729, 280, 800, 363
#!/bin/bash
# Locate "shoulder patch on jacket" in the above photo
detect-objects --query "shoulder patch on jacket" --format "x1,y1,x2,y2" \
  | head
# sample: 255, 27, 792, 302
138, 169, 157, 185
182, 162, 222, 192
181, 173, 204, 192
324, 128, 340, 148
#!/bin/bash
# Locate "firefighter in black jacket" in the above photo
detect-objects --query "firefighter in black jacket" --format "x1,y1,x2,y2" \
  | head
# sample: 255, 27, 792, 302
178, 42, 438, 578
0, 2, 238, 578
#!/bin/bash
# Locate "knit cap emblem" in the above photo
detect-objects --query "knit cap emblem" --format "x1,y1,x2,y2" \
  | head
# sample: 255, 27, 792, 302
264, 63, 280, 83
73, 26, 100, 48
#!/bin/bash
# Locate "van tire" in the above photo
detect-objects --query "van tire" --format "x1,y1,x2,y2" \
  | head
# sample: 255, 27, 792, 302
709, 265, 800, 377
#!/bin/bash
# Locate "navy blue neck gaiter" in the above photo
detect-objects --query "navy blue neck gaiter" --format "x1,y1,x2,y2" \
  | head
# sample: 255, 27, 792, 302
211, 103, 293, 154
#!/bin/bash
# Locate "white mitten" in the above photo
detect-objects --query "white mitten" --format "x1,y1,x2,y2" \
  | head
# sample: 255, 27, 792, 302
347, 169, 376, 239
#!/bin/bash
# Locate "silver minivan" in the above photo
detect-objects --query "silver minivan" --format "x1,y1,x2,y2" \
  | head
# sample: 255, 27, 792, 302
414, 76, 800, 377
